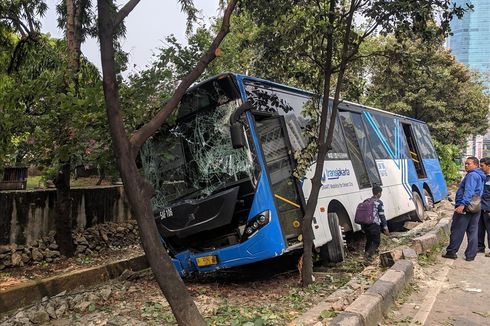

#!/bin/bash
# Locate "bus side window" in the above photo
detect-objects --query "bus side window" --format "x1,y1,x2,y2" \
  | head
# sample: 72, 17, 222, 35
326, 116, 349, 160
339, 111, 371, 189
361, 114, 390, 160
413, 124, 437, 159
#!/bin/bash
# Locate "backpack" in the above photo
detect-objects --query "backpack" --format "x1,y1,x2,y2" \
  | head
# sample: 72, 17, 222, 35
354, 197, 377, 225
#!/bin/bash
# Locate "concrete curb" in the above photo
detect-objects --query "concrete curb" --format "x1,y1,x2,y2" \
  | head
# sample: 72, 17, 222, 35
292, 274, 370, 325
294, 217, 451, 326
411, 217, 450, 254
0, 255, 148, 314
329, 260, 413, 326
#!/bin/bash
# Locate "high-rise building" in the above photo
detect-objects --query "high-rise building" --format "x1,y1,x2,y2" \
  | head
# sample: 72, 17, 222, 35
448, 0, 490, 88
448, 0, 490, 158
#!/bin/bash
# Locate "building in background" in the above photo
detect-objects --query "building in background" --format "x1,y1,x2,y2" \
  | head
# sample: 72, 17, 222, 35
448, 0, 490, 158
448, 0, 490, 86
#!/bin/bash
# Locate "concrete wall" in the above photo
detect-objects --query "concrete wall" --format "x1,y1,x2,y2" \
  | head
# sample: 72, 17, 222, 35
0, 186, 132, 245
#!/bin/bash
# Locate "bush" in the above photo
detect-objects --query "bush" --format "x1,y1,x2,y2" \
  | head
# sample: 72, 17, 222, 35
434, 140, 462, 184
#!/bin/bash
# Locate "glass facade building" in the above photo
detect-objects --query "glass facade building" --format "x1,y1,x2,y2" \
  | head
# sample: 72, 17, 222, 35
448, 0, 490, 89
448, 1, 490, 158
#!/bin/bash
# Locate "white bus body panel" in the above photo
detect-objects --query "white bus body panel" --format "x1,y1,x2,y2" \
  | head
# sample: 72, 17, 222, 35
302, 159, 416, 248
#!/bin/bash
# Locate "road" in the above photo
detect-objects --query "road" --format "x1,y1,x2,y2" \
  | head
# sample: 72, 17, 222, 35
385, 238, 490, 325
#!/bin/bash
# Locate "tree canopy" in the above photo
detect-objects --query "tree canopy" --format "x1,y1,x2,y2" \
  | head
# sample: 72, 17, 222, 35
365, 36, 489, 146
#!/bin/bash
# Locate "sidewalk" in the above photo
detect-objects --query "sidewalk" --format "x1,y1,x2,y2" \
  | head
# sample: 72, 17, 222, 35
387, 239, 490, 325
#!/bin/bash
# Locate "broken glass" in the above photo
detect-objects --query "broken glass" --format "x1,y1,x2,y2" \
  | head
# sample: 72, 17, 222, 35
140, 101, 257, 211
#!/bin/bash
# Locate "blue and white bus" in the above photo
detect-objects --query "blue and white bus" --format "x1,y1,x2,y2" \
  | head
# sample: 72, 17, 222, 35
141, 73, 448, 276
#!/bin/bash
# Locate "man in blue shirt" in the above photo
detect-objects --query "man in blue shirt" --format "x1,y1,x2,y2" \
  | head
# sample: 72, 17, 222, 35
443, 156, 486, 261
478, 157, 490, 255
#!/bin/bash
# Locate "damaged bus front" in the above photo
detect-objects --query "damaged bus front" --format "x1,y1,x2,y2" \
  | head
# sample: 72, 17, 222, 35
140, 74, 305, 276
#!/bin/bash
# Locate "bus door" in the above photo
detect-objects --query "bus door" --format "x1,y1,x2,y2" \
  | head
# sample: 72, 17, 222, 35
402, 123, 426, 179
253, 113, 306, 247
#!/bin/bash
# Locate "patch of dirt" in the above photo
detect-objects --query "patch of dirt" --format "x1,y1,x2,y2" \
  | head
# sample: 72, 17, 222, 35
0, 245, 143, 291
33, 253, 370, 326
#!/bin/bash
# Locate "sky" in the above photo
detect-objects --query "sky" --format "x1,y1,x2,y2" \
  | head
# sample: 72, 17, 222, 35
41, 0, 219, 75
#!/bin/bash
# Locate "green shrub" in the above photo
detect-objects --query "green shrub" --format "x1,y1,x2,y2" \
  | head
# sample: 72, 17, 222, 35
434, 140, 462, 184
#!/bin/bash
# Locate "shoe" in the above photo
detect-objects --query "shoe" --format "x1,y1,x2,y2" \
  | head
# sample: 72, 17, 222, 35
465, 256, 475, 261
485, 253, 490, 257
442, 252, 457, 259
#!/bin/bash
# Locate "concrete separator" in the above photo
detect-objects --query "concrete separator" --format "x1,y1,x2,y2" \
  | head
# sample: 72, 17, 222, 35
411, 217, 450, 254
329, 260, 414, 326
0, 255, 148, 314
294, 217, 451, 326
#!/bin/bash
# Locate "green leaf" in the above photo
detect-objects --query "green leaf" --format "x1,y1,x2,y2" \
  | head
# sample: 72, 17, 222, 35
320, 309, 338, 319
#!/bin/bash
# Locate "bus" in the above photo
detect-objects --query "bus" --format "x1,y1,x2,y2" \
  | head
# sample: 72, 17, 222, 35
140, 73, 448, 276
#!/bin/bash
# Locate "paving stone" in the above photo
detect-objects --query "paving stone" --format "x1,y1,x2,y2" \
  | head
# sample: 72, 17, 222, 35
412, 233, 438, 252
380, 249, 403, 267
366, 279, 396, 310
329, 311, 363, 326
424, 211, 439, 221
379, 269, 406, 295
404, 221, 421, 230
345, 293, 383, 326
391, 260, 414, 282
402, 247, 418, 259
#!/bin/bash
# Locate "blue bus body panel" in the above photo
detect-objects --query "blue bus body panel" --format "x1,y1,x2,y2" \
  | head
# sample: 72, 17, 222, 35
170, 172, 286, 275
168, 75, 289, 276
420, 159, 448, 202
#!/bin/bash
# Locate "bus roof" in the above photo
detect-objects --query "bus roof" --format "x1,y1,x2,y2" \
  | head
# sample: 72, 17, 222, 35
188, 73, 428, 125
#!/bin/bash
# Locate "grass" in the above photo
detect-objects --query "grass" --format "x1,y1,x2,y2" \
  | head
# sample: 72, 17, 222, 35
26, 176, 43, 189
417, 236, 447, 267
26, 176, 111, 189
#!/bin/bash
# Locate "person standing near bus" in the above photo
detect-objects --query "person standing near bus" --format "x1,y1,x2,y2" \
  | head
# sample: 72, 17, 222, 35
443, 157, 485, 261
361, 185, 389, 259
478, 157, 490, 255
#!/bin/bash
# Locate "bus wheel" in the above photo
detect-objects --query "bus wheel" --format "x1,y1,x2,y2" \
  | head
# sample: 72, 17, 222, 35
320, 213, 346, 263
424, 189, 434, 211
410, 191, 425, 222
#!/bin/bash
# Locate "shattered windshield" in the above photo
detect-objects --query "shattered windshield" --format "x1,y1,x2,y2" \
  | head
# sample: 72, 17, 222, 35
140, 101, 257, 211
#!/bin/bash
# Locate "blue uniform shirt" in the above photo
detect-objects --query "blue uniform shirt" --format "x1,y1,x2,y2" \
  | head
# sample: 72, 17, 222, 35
455, 168, 485, 207
481, 174, 490, 211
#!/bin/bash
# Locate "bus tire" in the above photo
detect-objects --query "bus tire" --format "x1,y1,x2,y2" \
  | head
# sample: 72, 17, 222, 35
320, 213, 345, 263
424, 189, 434, 211
410, 191, 425, 222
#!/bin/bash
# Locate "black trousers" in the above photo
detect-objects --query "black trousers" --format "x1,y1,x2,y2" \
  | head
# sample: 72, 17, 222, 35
362, 223, 381, 257
447, 211, 480, 259
478, 211, 490, 250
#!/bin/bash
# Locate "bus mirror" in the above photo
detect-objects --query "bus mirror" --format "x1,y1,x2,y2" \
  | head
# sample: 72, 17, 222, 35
230, 123, 246, 149
229, 101, 252, 149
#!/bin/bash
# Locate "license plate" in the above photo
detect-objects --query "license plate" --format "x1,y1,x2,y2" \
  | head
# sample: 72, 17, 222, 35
196, 255, 218, 267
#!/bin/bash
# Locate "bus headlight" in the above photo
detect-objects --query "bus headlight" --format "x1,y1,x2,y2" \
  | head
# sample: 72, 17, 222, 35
241, 210, 270, 241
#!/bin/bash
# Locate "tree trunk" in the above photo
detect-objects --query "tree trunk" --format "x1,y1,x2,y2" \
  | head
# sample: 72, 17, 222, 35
52, 0, 82, 258
301, 0, 338, 286
97, 26, 207, 325
301, 0, 357, 286
101, 28, 205, 321
54, 162, 74, 256
97, 1, 236, 323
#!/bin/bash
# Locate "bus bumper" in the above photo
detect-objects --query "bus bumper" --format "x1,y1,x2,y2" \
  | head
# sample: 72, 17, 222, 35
170, 230, 286, 277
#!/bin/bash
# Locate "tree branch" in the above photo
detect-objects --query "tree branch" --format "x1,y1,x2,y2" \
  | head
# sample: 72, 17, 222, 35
130, 0, 238, 152
1, 15, 30, 36
114, 0, 141, 29
22, 3, 35, 33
